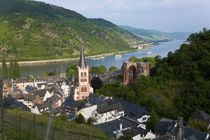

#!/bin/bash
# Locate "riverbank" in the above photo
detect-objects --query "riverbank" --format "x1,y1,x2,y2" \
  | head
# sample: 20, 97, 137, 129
0, 45, 152, 66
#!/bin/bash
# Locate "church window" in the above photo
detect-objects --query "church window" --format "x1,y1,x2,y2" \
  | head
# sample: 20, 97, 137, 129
81, 87, 83, 92
84, 72, 87, 76
84, 87, 87, 92
81, 72, 83, 76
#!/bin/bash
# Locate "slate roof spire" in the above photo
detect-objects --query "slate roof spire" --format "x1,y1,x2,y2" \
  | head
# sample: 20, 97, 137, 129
79, 47, 87, 68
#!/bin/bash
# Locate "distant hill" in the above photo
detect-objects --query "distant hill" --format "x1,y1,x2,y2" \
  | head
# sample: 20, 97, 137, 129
89, 18, 145, 48
0, 0, 144, 61
120, 26, 191, 42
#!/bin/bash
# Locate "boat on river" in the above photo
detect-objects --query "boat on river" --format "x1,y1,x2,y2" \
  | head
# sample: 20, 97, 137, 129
147, 52, 152, 55
115, 54, 122, 59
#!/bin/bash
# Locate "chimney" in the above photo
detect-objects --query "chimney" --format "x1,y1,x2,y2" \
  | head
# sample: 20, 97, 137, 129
177, 116, 183, 140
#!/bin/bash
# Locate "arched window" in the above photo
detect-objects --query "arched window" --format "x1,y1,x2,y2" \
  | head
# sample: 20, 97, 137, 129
84, 87, 87, 92
81, 72, 83, 76
84, 72, 87, 76
81, 87, 83, 92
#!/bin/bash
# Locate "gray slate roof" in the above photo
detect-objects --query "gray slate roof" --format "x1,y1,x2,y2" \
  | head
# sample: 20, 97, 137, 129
113, 99, 150, 119
122, 126, 148, 137
96, 117, 139, 138
79, 47, 87, 68
155, 120, 177, 136
96, 102, 124, 114
190, 110, 210, 125
183, 126, 209, 140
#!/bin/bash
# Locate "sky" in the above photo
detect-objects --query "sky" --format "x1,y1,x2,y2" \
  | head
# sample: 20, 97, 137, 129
36, 0, 210, 33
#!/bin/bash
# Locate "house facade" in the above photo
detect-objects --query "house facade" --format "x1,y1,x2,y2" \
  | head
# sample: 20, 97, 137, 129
93, 103, 125, 125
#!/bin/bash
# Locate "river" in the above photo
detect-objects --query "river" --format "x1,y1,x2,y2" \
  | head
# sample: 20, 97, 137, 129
0, 40, 185, 77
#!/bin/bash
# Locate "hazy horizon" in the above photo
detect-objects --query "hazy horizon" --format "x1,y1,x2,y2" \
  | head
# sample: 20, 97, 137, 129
35, 0, 210, 33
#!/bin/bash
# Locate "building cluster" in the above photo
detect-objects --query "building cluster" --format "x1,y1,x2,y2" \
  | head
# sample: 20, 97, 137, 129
1, 48, 209, 140
155, 114, 209, 140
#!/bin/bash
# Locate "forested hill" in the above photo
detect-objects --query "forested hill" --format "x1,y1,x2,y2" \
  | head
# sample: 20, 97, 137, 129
0, 0, 144, 61
120, 26, 191, 42
97, 29, 210, 121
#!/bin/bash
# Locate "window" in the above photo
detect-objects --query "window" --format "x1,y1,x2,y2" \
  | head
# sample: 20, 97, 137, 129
84, 87, 87, 92
81, 87, 83, 92
84, 72, 87, 76
81, 72, 83, 76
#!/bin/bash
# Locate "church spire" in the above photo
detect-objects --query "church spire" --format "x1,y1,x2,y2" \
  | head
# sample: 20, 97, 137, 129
79, 47, 86, 68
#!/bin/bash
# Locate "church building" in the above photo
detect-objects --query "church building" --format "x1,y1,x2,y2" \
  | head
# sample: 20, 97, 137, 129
73, 47, 93, 100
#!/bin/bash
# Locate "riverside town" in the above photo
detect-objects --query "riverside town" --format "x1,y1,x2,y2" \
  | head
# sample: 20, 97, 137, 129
0, 0, 209, 140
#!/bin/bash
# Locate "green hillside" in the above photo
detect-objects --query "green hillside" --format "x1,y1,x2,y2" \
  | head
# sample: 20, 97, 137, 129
120, 26, 191, 42
0, 109, 111, 140
97, 29, 210, 121
0, 0, 144, 61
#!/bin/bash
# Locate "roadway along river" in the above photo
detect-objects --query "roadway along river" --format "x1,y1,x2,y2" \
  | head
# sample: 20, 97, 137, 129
0, 40, 185, 77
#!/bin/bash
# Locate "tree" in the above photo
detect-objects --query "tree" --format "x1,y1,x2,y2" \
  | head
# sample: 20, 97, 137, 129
9, 61, 14, 79
90, 66, 100, 74
129, 56, 138, 62
109, 66, 118, 72
14, 60, 20, 78
146, 109, 158, 132
90, 65, 107, 74
87, 118, 93, 125
75, 114, 85, 124
99, 65, 107, 73
2, 59, 8, 79
66, 63, 78, 77
188, 118, 208, 132
91, 76, 103, 92
68, 69, 76, 77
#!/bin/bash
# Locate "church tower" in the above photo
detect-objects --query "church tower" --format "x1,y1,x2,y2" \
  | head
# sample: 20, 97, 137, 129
74, 47, 93, 100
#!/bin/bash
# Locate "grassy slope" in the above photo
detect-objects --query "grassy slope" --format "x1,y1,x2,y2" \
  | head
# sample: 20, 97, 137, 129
0, 109, 111, 140
0, 0, 144, 61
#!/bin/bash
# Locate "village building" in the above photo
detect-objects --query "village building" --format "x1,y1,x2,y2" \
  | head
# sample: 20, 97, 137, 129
15, 78, 34, 93
93, 102, 124, 125
73, 47, 93, 100
190, 110, 210, 129
121, 126, 156, 140
96, 117, 140, 139
155, 117, 209, 140
113, 99, 150, 123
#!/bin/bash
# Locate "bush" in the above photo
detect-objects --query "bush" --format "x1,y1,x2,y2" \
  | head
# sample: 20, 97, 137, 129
87, 118, 94, 125
109, 66, 118, 72
75, 114, 85, 124
59, 114, 67, 121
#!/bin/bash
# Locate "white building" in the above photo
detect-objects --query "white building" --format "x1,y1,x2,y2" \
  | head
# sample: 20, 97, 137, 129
93, 103, 124, 125
60, 82, 70, 98
77, 105, 97, 121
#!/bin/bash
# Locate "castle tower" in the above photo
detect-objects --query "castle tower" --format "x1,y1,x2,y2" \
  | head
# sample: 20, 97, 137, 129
74, 47, 93, 100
